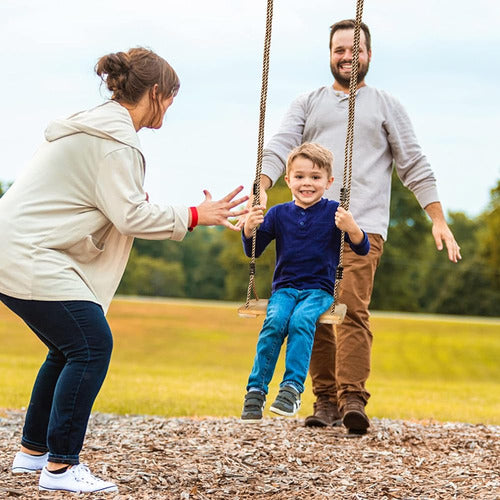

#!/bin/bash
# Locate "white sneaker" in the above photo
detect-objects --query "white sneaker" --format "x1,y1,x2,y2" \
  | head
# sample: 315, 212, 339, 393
12, 451, 49, 473
39, 464, 118, 493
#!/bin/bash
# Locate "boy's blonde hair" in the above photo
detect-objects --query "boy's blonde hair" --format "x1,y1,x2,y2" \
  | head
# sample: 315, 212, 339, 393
286, 142, 334, 177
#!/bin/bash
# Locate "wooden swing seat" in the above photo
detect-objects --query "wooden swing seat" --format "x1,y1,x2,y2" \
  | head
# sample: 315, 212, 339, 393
237, 299, 347, 325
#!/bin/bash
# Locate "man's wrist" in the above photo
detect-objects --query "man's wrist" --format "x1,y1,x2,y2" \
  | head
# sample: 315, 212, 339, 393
424, 201, 446, 223
260, 174, 272, 191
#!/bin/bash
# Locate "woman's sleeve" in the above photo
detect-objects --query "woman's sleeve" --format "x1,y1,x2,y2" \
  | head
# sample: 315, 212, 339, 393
94, 147, 189, 241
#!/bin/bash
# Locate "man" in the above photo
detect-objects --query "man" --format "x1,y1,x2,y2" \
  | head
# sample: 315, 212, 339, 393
257, 19, 461, 434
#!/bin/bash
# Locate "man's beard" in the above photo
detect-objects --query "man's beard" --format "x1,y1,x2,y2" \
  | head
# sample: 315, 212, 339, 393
330, 60, 370, 88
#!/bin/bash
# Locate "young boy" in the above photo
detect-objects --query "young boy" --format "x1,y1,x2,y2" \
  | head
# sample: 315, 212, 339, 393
241, 142, 370, 422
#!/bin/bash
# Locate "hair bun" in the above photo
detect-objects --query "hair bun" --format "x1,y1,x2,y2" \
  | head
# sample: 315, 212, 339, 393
95, 52, 132, 97
95, 47, 180, 118
97, 52, 131, 78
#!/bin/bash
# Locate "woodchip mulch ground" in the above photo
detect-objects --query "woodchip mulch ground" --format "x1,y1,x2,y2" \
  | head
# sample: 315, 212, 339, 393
0, 410, 498, 499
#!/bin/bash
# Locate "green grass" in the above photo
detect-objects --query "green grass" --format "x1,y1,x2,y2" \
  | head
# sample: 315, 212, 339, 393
1, 298, 499, 424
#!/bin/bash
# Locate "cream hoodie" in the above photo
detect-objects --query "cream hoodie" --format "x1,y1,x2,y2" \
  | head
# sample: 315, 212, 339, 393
0, 100, 189, 313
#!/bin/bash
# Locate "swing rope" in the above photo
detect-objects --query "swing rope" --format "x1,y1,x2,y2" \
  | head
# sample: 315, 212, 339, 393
245, 0, 274, 308
332, 0, 365, 308
243, 0, 365, 317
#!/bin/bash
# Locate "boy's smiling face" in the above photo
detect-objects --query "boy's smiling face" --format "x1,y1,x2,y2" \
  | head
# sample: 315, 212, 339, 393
285, 156, 334, 209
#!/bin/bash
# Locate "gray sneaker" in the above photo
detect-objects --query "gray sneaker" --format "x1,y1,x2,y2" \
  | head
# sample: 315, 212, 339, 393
241, 391, 266, 422
270, 385, 301, 416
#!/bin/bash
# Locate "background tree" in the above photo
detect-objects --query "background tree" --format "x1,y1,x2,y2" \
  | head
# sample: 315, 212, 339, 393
371, 170, 433, 311
426, 182, 500, 316
182, 228, 227, 299
478, 180, 500, 287
119, 225, 227, 299
117, 249, 185, 297
0, 181, 11, 198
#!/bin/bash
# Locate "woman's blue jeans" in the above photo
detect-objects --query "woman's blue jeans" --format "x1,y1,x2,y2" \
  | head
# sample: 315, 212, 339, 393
0, 293, 113, 464
246, 288, 333, 395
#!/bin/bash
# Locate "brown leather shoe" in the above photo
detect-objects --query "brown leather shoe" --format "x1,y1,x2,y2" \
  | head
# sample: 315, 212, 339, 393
304, 397, 342, 427
341, 394, 370, 435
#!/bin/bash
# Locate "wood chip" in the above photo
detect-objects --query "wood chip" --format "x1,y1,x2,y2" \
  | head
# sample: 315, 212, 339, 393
0, 412, 498, 499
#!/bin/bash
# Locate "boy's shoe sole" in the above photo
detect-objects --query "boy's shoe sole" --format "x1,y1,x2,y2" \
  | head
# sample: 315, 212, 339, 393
240, 417, 263, 423
269, 404, 300, 417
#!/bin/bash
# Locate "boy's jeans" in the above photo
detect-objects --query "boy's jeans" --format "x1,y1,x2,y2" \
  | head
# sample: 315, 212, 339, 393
247, 288, 333, 395
0, 293, 113, 465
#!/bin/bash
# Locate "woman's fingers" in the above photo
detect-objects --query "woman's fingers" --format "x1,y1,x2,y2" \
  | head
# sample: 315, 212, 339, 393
227, 195, 250, 209
196, 186, 252, 229
221, 185, 245, 202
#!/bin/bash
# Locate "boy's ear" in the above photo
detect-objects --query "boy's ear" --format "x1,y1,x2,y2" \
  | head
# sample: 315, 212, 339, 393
327, 176, 334, 189
284, 175, 291, 187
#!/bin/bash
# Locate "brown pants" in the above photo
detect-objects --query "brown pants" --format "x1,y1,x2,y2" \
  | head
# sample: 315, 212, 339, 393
309, 233, 384, 406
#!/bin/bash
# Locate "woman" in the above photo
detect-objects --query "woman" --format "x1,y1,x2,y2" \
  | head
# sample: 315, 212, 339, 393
0, 47, 247, 493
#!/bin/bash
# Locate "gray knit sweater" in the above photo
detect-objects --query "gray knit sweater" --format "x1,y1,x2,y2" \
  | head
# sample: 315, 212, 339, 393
262, 85, 439, 240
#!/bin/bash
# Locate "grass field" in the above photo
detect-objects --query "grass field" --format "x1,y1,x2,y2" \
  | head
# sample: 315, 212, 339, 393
1, 297, 499, 424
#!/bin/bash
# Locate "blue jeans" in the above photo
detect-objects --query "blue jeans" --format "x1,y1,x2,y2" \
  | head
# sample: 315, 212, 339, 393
246, 288, 333, 394
0, 293, 112, 464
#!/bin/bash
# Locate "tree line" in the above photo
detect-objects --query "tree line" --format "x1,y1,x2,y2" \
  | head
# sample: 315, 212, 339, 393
1, 175, 499, 317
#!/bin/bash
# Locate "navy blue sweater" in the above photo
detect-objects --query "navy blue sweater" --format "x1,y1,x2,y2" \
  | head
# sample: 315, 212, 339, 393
243, 199, 370, 295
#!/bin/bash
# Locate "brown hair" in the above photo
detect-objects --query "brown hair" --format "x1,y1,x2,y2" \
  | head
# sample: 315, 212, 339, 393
329, 19, 371, 52
286, 143, 334, 177
95, 47, 180, 127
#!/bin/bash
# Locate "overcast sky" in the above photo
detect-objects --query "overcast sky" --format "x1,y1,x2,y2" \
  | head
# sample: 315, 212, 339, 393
1, 0, 499, 218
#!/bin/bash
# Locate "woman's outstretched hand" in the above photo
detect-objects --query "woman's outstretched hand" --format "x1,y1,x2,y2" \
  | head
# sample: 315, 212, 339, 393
197, 186, 249, 231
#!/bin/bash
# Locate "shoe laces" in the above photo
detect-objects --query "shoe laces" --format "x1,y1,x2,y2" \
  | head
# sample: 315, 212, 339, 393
70, 464, 107, 485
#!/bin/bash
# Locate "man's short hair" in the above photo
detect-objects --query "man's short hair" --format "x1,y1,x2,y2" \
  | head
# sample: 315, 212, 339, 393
287, 143, 334, 177
329, 19, 371, 52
